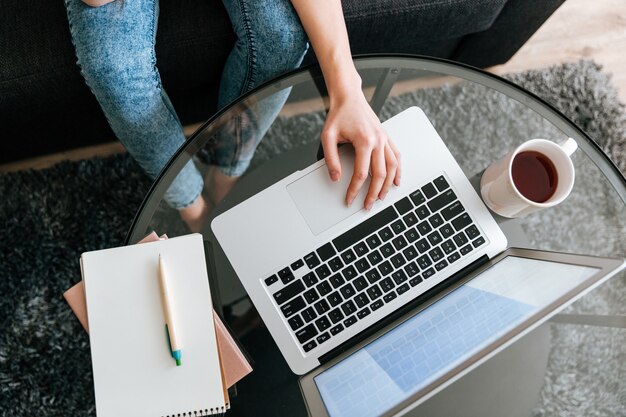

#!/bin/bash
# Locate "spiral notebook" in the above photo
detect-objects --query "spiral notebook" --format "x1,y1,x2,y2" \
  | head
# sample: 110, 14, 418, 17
82, 234, 228, 417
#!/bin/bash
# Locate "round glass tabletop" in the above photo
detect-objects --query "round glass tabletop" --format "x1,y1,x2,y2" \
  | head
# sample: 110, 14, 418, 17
127, 56, 626, 416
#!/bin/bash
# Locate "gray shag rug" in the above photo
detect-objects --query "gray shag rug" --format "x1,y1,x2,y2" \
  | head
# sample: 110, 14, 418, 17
1, 60, 624, 416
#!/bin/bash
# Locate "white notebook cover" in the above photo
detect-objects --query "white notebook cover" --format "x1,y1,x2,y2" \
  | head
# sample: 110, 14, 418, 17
82, 234, 227, 417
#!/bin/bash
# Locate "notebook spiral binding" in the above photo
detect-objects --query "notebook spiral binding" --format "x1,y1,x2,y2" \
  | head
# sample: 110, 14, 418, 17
162, 403, 229, 417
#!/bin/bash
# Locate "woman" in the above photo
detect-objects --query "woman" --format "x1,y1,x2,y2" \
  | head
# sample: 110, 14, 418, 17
64, 0, 401, 231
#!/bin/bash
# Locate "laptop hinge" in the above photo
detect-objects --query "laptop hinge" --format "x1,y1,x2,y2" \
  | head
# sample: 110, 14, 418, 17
319, 255, 489, 365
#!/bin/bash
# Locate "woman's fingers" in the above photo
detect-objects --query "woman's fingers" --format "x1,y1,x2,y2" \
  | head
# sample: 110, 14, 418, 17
379, 143, 398, 200
346, 142, 373, 207
321, 127, 342, 182
365, 145, 387, 210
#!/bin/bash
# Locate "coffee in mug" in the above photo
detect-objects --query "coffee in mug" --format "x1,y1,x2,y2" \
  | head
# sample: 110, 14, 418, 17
480, 138, 577, 218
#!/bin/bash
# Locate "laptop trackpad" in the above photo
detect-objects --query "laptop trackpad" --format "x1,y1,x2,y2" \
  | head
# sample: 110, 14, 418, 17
286, 151, 370, 236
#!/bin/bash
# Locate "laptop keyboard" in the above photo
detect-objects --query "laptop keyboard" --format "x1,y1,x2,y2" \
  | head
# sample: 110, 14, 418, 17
264, 175, 487, 353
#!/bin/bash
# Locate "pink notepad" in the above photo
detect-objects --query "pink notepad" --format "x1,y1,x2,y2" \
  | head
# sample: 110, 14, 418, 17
63, 232, 252, 389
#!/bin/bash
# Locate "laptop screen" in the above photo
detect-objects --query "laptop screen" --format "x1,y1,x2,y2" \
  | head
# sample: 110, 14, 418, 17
313, 256, 598, 417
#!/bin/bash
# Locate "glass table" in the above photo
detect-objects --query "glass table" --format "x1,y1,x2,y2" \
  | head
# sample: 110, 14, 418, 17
126, 56, 626, 416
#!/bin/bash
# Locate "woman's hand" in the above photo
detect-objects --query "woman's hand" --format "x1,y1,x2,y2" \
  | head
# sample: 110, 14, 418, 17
322, 88, 401, 210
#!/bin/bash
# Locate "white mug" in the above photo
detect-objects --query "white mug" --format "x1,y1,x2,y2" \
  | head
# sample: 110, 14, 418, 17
480, 138, 578, 218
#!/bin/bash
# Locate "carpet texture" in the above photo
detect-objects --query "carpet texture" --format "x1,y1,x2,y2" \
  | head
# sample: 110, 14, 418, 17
0, 60, 624, 416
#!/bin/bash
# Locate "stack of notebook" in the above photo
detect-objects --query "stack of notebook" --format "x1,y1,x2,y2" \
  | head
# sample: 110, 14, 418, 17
64, 233, 252, 417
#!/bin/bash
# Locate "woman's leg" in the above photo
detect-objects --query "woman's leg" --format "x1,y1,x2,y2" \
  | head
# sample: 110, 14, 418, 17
63, 0, 205, 217
204, 0, 309, 203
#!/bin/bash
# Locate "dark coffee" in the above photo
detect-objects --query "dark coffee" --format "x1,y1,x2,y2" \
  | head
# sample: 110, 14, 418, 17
511, 151, 558, 203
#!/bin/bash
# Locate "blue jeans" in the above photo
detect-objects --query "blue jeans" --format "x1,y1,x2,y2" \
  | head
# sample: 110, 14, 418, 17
64, 0, 308, 209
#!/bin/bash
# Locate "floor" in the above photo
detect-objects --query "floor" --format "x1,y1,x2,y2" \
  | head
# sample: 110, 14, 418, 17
1, 0, 625, 173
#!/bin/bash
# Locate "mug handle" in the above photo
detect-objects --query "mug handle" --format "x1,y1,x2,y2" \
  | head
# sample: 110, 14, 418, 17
559, 137, 578, 156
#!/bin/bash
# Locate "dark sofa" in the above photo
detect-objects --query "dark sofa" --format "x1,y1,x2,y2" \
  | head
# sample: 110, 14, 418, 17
0, 0, 565, 163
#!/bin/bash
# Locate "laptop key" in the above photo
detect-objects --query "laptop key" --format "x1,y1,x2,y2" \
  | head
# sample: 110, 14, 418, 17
472, 237, 486, 248
452, 213, 472, 231
314, 299, 330, 315
415, 205, 431, 220
466, 225, 480, 239
343, 316, 358, 328
316, 281, 332, 297
304, 252, 321, 269
354, 293, 369, 308
380, 243, 394, 258
427, 230, 443, 246
427, 189, 456, 212
302, 272, 317, 287
315, 264, 331, 279
422, 183, 437, 199
291, 259, 304, 271
409, 189, 426, 206
353, 276, 368, 291
367, 249, 383, 266
415, 239, 431, 254
391, 253, 406, 269
433, 175, 450, 192
394, 197, 413, 215
340, 248, 356, 264
453, 231, 469, 246
296, 324, 317, 343
383, 292, 397, 303
378, 227, 394, 242
301, 307, 317, 323
341, 300, 357, 316
357, 307, 371, 320
422, 268, 435, 279
303, 288, 320, 304
416, 254, 432, 269
355, 258, 371, 273
429, 247, 444, 262
441, 201, 464, 221
327, 291, 343, 307
434, 260, 448, 271
333, 206, 398, 252
409, 275, 422, 287
380, 277, 395, 292
339, 283, 356, 299
315, 316, 331, 331
329, 273, 345, 289
459, 244, 473, 256
328, 256, 344, 272
265, 274, 278, 286
440, 223, 455, 239
416, 220, 432, 235
405, 261, 419, 277
273, 280, 305, 305
288, 315, 304, 331
366, 234, 382, 249
354, 241, 369, 257
403, 212, 419, 227
392, 270, 408, 285
317, 243, 336, 262
404, 228, 419, 243
378, 260, 393, 276
403, 245, 418, 261
391, 219, 406, 234
330, 324, 344, 336
365, 268, 382, 284
316, 332, 331, 345
370, 300, 384, 311
428, 213, 444, 229
341, 265, 358, 281
303, 340, 317, 352
442, 240, 456, 254
278, 269, 295, 284
447, 252, 461, 263
329, 308, 344, 324
367, 284, 383, 300
281, 296, 306, 318
396, 283, 410, 295
392, 235, 408, 250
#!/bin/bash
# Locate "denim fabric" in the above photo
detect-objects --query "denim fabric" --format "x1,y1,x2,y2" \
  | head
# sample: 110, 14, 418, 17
63, 0, 307, 209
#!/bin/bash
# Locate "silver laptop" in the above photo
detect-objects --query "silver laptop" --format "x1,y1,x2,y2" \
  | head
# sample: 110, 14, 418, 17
211, 106, 509, 374
298, 247, 624, 416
